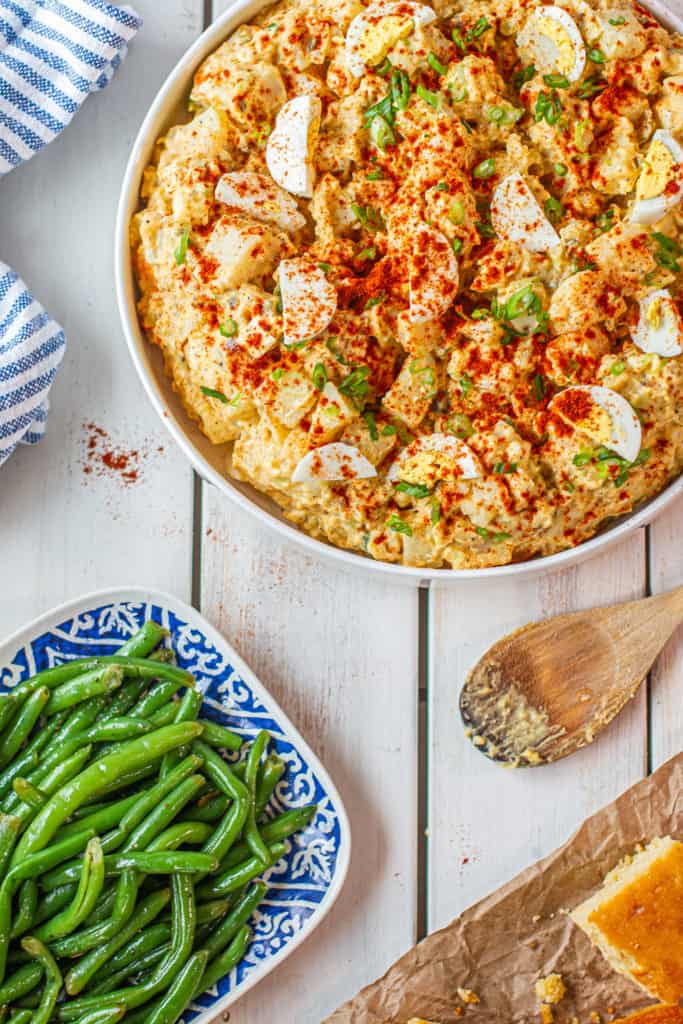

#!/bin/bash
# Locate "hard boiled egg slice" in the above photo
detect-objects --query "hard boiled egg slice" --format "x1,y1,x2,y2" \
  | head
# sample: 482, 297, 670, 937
215, 172, 306, 233
629, 130, 683, 226
292, 442, 377, 482
266, 95, 321, 199
409, 223, 459, 324
516, 5, 586, 82
491, 174, 561, 253
550, 385, 642, 462
631, 289, 683, 357
387, 433, 482, 485
345, 1, 437, 77
278, 258, 337, 346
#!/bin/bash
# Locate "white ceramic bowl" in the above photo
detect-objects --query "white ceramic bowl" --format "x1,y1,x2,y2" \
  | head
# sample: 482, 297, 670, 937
115, 0, 683, 584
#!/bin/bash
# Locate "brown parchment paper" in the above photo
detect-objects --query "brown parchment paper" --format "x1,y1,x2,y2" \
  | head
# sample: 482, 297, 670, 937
325, 753, 683, 1024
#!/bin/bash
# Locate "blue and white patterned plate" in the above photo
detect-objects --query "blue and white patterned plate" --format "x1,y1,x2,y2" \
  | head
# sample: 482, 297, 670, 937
0, 588, 351, 1022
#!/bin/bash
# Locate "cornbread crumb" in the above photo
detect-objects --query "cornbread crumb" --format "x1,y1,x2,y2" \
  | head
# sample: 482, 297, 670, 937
540, 1004, 554, 1024
535, 974, 566, 1005
455, 1010, 464, 1018
590, 1012, 602, 1023
457, 989, 480, 1005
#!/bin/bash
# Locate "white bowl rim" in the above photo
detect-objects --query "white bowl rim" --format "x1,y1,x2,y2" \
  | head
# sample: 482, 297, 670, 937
115, 0, 683, 584
0, 584, 352, 1021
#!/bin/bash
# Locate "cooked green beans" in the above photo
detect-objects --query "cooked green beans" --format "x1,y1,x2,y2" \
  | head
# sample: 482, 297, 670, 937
0, 621, 315, 1024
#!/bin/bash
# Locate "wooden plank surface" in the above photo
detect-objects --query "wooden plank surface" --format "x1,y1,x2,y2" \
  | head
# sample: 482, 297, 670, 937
0, 0, 201, 633
649, 494, 683, 770
200, 491, 421, 1022
427, 532, 648, 932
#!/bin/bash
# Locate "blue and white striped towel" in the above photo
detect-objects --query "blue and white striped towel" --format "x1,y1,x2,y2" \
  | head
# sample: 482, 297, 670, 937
0, 0, 141, 465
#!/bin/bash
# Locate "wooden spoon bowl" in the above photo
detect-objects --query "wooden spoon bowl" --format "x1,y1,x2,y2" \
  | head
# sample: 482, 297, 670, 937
460, 586, 683, 767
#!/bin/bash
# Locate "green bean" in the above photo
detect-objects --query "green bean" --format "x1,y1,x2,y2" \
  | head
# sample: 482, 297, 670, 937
0, 815, 21, 878
94, 921, 170, 978
55, 793, 140, 840
255, 755, 286, 816
147, 949, 208, 1024
244, 731, 271, 863
7, 1011, 32, 1024
160, 689, 203, 778
0, 712, 67, 803
94, 762, 158, 798
0, 687, 50, 769
199, 881, 266, 961
145, 820, 213, 852
12, 722, 203, 862
102, 851, 218, 875
29, 882, 76, 927
185, 791, 228, 823
199, 718, 243, 752
0, 961, 42, 1003
219, 805, 316, 872
199, 841, 285, 898
10, 880, 37, 938
192, 740, 248, 806
98, 680, 145, 722
72, 1009, 126, 1024
34, 837, 104, 942
21, 937, 62, 1024
99, 656, 192, 687
124, 774, 206, 852
58, 872, 196, 1018
198, 789, 248, 879
129, 682, 181, 721
4, 660, 103, 707
148, 647, 176, 664
45, 667, 125, 717
64, 887, 171, 996
145, 703, 179, 729
199, 924, 251, 993
88, 943, 170, 995
12, 779, 46, 811
6, 745, 93, 818
117, 621, 168, 657
76, 717, 153, 743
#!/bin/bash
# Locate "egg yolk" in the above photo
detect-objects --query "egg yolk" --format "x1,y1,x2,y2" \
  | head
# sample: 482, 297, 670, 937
646, 296, 664, 329
536, 16, 576, 76
400, 450, 450, 486
636, 139, 675, 201
358, 14, 414, 66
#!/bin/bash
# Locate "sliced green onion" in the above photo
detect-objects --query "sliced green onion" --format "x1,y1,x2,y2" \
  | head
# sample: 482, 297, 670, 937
200, 386, 229, 404
174, 229, 190, 266
589, 47, 606, 63
416, 83, 441, 108
387, 514, 413, 536
369, 114, 395, 150
554, 162, 568, 176
473, 158, 496, 179
363, 411, 379, 440
449, 199, 465, 224
451, 237, 463, 255
312, 363, 328, 391
543, 73, 570, 88
219, 318, 238, 338
544, 197, 563, 223
395, 481, 431, 498
428, 52, 448, 75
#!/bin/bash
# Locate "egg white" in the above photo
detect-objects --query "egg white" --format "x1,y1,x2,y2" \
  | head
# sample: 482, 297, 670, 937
629, 129, 683, 226
631, 289, 683, 357
387, 433, 482, 481
409, 223, 459, 324
292, 443, 377, 482
278, 258, 337, 346
215, 172, 306, 233
551, 385, 642, 463
516, 5, 586, 82
345, 1, 437, 77
266, 95, 321, 199
491, 173, 561, 253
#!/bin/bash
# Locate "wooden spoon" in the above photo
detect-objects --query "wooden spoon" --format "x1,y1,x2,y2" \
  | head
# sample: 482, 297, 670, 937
460, 585, 683, 767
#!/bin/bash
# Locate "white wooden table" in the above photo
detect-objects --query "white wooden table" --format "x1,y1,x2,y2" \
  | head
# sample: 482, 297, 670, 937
1, 2, 682, 1019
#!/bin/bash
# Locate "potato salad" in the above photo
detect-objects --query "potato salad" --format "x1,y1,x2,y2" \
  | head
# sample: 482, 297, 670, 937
133, 0, 683, 568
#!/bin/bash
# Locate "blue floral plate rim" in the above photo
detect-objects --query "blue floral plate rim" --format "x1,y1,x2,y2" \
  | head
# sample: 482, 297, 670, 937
0, 586, 352, 1022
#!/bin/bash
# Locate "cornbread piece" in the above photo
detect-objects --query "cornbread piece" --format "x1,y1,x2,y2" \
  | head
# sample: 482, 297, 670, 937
457, 988, 480, 1005
571, 836, 683, 1002
613, 1007, 683, 1024
535, 974, 566, 1005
